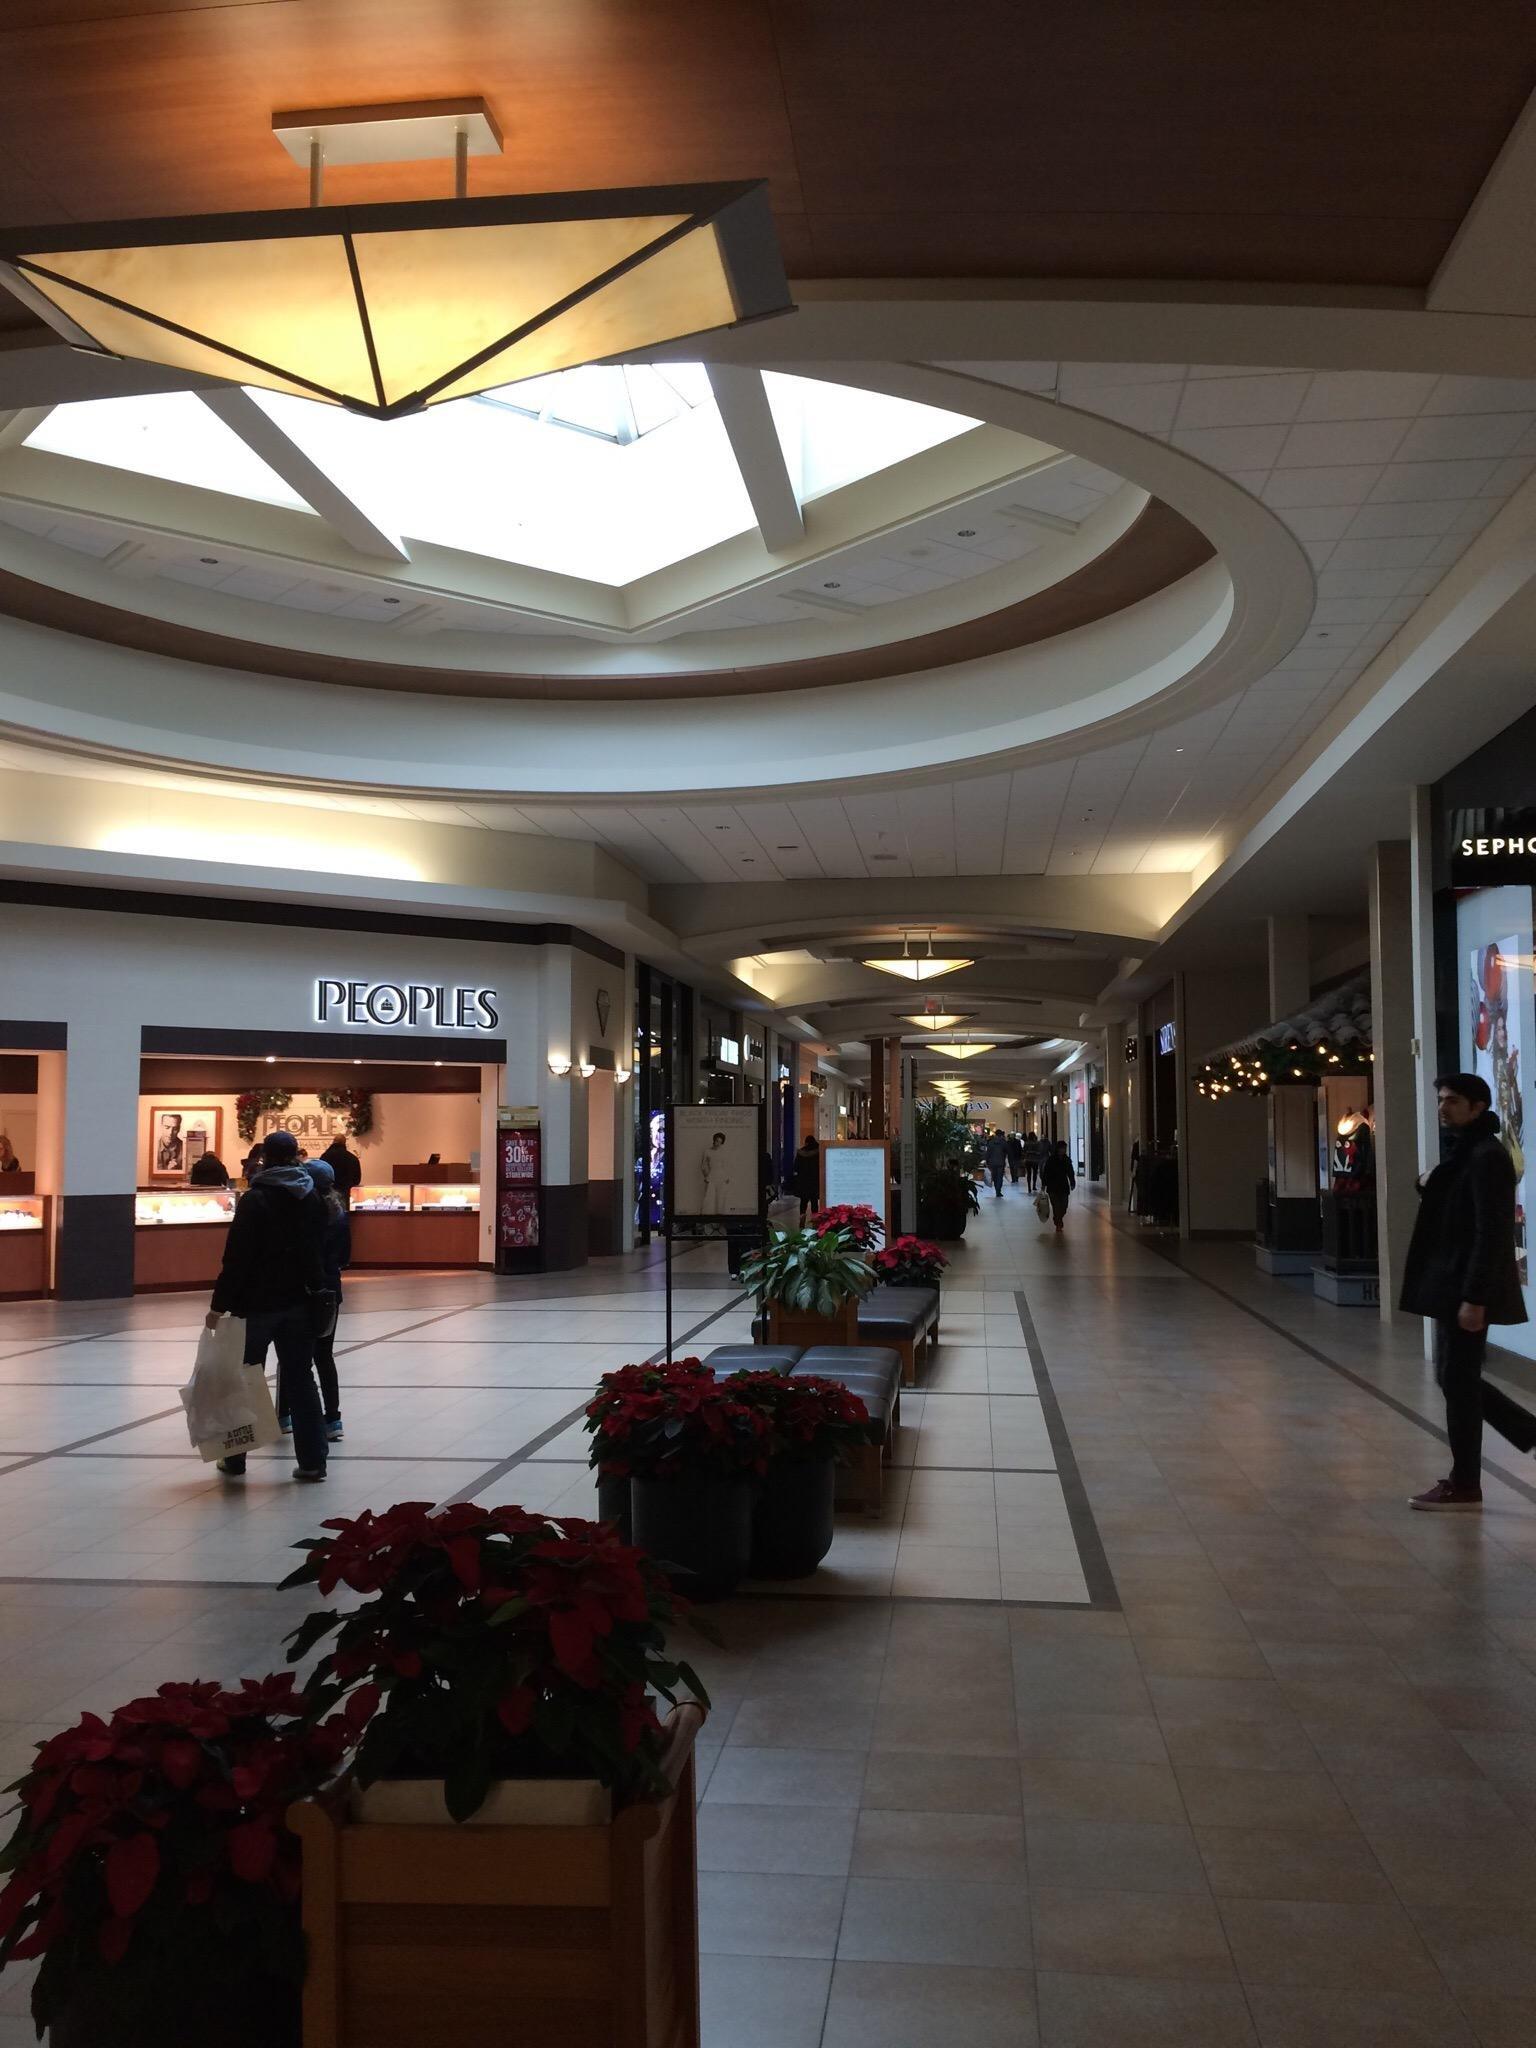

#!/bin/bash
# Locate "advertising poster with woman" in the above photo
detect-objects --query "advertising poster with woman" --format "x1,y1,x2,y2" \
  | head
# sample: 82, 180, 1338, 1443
1469, 938, 1527, 1284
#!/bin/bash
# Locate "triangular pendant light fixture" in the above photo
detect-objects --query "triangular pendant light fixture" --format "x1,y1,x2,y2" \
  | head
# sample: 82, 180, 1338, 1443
0, 101, 792, 420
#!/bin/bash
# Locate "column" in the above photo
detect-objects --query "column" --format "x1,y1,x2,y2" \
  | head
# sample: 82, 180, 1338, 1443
1370, 839, 1417, 1324
1104, 1027, 1131, 1207
866, 1040, 887, 1139
1268, 914, 1310, 1014
1175, 962, 1269, 1240
537, 943, 588, 1271
53, 1014, 142, 1299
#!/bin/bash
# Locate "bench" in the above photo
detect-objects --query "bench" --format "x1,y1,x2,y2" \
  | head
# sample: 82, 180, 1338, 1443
703, 1340, 903, 1518
856, 1284, 941, 1387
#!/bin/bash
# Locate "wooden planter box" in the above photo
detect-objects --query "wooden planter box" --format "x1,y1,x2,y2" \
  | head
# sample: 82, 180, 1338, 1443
766, 1297, 858, 1348
290, 1705, 703, 2048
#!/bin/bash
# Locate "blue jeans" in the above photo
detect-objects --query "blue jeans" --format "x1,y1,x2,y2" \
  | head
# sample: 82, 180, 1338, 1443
228, 1304, 327, 1475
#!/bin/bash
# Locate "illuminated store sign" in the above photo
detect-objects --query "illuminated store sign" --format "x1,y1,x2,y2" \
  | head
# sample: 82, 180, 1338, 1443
1450, 807, 1536, 886
1157, 1022, 1177, 1056
315, 980, 499, 1029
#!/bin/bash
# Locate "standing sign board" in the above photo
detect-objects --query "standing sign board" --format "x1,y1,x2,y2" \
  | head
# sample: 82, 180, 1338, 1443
664, 1103, 766, 1234
496, 1124, 541, 1264
663, 1102, 767, 1361
820, 1138, 892, 1240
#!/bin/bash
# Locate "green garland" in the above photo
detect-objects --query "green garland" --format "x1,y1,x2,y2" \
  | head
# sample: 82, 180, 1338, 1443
235, 1087, 293, 1142
1198, 1038, 1373, 1099
316, 1088, 374, 1138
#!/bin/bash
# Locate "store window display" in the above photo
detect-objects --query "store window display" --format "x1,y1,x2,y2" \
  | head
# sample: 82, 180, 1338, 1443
1456, 888, 1534, 1349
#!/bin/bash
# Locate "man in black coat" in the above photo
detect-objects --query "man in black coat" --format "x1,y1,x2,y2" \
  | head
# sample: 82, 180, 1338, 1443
1400, 1072, 1534, 1510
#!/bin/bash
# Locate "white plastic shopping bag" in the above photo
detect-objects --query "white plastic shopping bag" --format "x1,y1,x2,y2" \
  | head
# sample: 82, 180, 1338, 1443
1034, 1191, 1052, 1223
180, 1315, 281, 1462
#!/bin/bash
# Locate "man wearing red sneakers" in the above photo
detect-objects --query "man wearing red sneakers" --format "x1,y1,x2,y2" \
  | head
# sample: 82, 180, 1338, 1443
1402, 1073, 1534, 1511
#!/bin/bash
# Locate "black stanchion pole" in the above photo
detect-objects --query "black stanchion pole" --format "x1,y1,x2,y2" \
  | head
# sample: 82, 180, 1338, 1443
664, 1229, 673, 1363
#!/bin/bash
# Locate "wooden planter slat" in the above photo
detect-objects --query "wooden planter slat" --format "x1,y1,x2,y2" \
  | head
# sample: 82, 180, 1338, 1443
292, 1705, 702, 2048
767, 1298, 858, 1347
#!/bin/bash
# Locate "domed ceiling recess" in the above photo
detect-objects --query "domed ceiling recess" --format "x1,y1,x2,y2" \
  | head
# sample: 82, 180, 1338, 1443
0, 358, 1217, 700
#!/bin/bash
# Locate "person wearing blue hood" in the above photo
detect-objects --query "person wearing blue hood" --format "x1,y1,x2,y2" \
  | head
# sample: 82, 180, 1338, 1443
285, 1155, 351, 1443
205, 1127, 329, 1481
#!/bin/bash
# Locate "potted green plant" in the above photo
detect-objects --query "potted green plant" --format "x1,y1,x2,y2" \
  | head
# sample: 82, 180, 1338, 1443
583, 1362, 773, 1599
915, 1099, 982, 1239
0, 1675, 353, 2048
281, 1501, 710, 2047
741, 1222, 876, 1346
726, 1371, 876, 1577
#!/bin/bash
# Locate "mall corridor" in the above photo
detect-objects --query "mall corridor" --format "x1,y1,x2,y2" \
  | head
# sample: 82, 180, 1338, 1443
1, 1186, 1534, 2045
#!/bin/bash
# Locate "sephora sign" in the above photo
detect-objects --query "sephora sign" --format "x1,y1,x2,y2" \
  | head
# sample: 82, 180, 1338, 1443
315, 979, 500, 1030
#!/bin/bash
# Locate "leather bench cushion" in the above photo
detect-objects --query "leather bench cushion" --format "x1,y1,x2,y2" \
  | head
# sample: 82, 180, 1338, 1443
793, 1346, 901, 1437
706, 1344, 802, 1376
798, 1346, 903, 1373
858, 1285, 939, 1338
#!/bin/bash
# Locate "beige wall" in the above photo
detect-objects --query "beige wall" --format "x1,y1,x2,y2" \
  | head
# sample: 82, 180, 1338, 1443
135, 1090, 482, 1184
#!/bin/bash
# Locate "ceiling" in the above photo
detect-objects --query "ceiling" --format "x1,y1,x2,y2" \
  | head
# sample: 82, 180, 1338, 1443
0, 2, 1532, 293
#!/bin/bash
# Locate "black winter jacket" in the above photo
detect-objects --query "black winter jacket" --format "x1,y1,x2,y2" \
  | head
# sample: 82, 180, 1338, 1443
1400, 1111, 1527, 1325
210, 1166, 327, 1318
1041, 1151, 1076, 1195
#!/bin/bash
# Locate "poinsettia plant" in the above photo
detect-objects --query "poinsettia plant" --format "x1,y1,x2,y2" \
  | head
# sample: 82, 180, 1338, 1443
725, 1371, 876, 1463
583, 1359, 773, 1482
0, 1675, 353, 2037
871, 1236, 949, 1287
282, 1501, 707, 1822
808, 1203, 884, 1249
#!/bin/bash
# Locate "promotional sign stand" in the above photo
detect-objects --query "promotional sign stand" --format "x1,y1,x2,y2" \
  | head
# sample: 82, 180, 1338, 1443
661, 1102, 768, 1362
819, 1137, 892, 1240
494, 1111, 541, 1276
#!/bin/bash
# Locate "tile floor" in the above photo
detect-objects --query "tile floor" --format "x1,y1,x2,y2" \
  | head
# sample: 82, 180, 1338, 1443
1, 1191, 1535, 2043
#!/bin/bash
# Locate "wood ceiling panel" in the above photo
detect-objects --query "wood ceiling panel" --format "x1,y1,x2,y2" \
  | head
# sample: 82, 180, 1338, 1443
0, 3, 1530, 290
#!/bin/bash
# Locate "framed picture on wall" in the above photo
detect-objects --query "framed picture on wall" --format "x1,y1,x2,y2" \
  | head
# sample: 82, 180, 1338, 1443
149, 1106, 222, 1182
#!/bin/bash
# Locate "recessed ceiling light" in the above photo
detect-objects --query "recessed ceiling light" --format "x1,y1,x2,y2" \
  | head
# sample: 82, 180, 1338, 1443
200, 555, 219, 565
382, 595, 400, 604
872, 853, 898, 861
776, 843, 800, 851
823, 581, 841, 589
741, 856, 755, 863
713, 824, 730, 831
956, 528, 976, 537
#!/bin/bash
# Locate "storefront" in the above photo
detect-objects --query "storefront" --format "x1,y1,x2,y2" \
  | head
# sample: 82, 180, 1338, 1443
632, 961, 695, 1244
0, 889, 631, 1298
1433, 705, 1536, 1361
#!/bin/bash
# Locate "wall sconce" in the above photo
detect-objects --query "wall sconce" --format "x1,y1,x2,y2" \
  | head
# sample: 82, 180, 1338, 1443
577, 1060, 597, 1079
613, 1066, 632, 1083
1102, 1092, 1113, 1109
547, 1056, 572, 1078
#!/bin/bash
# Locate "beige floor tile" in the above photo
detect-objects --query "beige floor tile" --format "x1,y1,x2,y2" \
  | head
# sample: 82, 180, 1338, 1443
697, 1871, 846, 1959
1242, 1984, 1477, 2046
1016, 1712, 1169, 1764
1026, 1816, 1209, 1894
1020, 1759, 1185, 1823
698, 1802, 858, 1877
1194, 1826, 1393, 1903
1030, 1889, 1236, 1982
861, 1750, 1022, 1814
851, 1808, 1026, 1882
698, 1954, 831, 2048
836, 1876, 1031, 1967
1034, 1972, 1258, 2047
822, 1960, 1037, 2047
1217, 1896, 1443, 1992
1174, 1768, 1355, 1833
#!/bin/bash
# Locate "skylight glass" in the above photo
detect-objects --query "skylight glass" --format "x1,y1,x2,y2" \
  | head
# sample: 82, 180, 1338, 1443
19, 366, 981, 590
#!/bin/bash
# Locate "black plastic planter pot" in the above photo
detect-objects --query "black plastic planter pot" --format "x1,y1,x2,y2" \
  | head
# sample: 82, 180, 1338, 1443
596, 1471, 632, 1541
630, 1473, 756, 1600
750, 1455, 837, 1579
50, 1974, 301, 2048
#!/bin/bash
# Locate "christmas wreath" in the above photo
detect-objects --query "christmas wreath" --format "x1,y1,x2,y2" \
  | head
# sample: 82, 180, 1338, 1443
235, 1088, 292, 1142
317, 1088, 374, 1138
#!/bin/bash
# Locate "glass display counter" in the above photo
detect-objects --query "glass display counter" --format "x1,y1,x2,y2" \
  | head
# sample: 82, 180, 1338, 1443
134, 1190, 238, 1227
134, 1187, 237, 1290
0, 1195, 48, 1300
350, 1182, 483, 1267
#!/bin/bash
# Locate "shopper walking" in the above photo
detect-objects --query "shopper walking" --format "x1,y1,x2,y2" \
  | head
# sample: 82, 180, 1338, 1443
1022, 1133, 1041, 1193
320, 1134, 363, 1208
790, 1133, 821, 1213
298, 1156, 350, 1443
1401, 1072, 1535, 1511
1042, 1139, 1075, 1231
1006, 1131, 1024, 1184
205, 1129, 330, 1482
985, 1128, 1008, 1198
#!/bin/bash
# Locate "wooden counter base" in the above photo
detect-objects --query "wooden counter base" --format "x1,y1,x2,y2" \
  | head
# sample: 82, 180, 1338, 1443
347, 1210, 480, 1268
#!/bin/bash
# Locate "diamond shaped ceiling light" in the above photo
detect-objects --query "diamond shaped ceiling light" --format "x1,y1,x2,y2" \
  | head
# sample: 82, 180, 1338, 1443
927, 1041, 996, 1060
0, 183, 791, 421
863, 931, 973, 983
901, 1013, 972, 1031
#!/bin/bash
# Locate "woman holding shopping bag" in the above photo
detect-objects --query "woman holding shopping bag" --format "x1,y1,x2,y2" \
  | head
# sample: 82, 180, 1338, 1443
277, 1156, 351, 1444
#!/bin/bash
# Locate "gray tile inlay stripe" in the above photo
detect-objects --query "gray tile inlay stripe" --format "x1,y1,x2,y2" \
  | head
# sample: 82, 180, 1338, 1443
1013, 1287, 1121, 1611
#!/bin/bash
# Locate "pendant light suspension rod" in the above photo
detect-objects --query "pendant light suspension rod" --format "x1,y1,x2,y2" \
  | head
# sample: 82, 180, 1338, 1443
308, 136, 325, 208
454, 126, 468, 199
